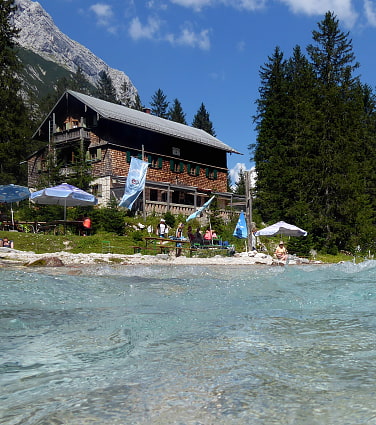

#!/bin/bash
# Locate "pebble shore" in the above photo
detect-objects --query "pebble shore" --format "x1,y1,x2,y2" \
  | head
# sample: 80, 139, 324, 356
0, 247, 317, 267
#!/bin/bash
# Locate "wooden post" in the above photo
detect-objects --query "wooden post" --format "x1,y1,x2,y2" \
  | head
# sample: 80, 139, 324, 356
245, 171, 253, 251
142, 145, 146, 220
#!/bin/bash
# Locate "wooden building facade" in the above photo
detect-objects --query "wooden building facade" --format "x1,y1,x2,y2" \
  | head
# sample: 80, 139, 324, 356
28, 90, 241, 217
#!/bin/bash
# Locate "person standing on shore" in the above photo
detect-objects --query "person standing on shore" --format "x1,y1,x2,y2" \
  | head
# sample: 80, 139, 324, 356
157, 219, 168, 238
175, 222, 184, 256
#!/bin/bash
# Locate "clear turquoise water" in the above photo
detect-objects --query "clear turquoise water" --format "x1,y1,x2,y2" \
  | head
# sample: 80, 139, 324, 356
1, 261, 376, 425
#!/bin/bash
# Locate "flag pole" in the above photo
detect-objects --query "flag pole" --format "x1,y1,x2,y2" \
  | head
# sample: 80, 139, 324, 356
245, 170, 253, 250
142, 144, 146, 220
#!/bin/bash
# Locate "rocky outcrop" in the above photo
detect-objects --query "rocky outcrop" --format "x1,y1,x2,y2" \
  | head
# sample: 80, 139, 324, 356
13, 0, 137, 101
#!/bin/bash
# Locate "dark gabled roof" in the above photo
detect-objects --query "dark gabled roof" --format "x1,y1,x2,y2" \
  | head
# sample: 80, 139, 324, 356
34, 90, 240, 154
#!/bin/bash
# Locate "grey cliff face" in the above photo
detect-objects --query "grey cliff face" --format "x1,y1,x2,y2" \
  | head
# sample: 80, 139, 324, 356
13, 0, 137, 100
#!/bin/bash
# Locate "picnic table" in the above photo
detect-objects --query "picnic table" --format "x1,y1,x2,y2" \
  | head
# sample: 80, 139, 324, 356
133, 236, 194, 256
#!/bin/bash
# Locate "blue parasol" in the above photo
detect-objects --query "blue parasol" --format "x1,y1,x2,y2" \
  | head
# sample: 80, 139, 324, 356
31, 183, 97, 220
0, 184, 31, 228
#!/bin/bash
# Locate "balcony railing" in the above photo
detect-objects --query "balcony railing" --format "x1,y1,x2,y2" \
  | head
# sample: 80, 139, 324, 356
53, 128, 91, 144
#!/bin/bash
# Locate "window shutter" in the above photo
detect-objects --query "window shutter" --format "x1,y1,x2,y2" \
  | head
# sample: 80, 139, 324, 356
96, 148, 102, 160
170, 160, 174, 171
126, 151, 131, 163
179, 162, 184, 173
85, 151, 90, 161
187, 163, 191, 173
195, 165, 200, 176
158, 157, 163, 168
205, 167, 209, 177
147, 154, 152, 164
213, 169, 218, 179
137, 153, 142, 159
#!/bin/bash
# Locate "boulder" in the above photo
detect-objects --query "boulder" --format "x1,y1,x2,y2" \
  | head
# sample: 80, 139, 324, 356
26, 257, 65, 267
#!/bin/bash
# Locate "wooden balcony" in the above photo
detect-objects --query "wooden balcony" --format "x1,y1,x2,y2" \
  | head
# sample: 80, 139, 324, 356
53, 128, 91, 145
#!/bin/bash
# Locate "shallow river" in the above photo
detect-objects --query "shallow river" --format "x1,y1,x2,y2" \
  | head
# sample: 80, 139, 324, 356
1, 261, 376, 424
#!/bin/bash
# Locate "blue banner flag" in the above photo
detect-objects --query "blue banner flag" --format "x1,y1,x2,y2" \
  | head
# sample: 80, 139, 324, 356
186, 195, 215, 222
233, 211, 248, 239
119, 157, 149, 209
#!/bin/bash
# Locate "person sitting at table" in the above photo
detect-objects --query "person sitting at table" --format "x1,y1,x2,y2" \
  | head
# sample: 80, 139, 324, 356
80, 216, 92, 236
193, 228, 204, 245
203, 228, 213, 244
187, 226, 194, 243
1, 237, 14, 248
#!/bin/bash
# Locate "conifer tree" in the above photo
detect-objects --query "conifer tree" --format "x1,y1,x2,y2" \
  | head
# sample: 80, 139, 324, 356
131, 93, 143, 111
150, 88, 169, 118
0, 0, 32, 184
227, 171, 233, 192
234, 168, 246, 195
192, 103, 216, 136
252, 46, 290, 221
96, 70, 117, 103
119, 80, 133, 107
252, 12, 376, 252
70, 67, 93, 94
305, 12, 368, 251
168, 98, 187, 124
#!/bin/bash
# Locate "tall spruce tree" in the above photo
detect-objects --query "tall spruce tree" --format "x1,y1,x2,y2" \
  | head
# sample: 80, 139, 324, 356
282, 45, 318, 227
234, 168, 246, 195
168, 98, 187, 124
119, 80, 133, 107
71, 67, 93, 94
96, 70, 117, 103
0, 0, 32, 184
192, 103, 216, 136
150, 88, 169, 118
252, 46, 290, 221
306, 12, 369, 251
252, 12, 376, 252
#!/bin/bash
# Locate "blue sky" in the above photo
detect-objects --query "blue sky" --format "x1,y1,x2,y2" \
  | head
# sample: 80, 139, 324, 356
36, 0, 376, 185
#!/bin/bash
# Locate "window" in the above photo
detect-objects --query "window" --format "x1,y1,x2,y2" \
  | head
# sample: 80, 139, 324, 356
172, 147, 180, 156
170, 160, 184, 173
150, 189, 158, 201
86, 148, 102, 162
148, 155, 163, 169
205, 167, 218, 180
92, 184, 102, 197
36, 159, 47, 173
187, 164, 200, 176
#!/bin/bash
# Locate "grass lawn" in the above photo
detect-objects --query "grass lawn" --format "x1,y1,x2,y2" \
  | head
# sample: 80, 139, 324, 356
0, 231, 137, 255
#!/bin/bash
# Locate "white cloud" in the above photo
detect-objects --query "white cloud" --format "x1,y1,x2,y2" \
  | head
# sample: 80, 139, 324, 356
170, 0, 213, 12
88, 3, 119, 32
147, 1, 169, 10
364, 0, 376, 26
174, 27, 211, 49
229, 163, 246, 187
170, 0, 266, 11
130, 17, 211, 49
222, 0, 266, 11
278, 0, 358, 28
128, 16, 162, 40
229, 163, 257, 188
169, 0, 358, 26
237, 40, 246, 51
89, 3, 114, 26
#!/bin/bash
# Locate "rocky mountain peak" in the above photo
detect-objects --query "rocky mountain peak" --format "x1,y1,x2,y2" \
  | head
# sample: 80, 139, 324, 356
13, 0, 137, 101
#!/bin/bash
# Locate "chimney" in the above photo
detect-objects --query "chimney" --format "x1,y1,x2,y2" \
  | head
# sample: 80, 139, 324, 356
142, 108, 151, 114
